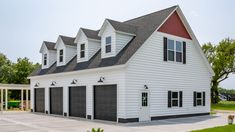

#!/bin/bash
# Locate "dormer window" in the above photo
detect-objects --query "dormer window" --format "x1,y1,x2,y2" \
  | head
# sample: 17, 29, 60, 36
59, 49, 63, 62
80, 44, 85, 58
43, 54, 47, 66
105, 36, 111, 53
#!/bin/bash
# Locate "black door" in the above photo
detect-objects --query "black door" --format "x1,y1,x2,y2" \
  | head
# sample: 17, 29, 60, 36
50, 87, 63, 115
69, 86, 86, 118
94, 85, 117, 121
34, 88, 45, 113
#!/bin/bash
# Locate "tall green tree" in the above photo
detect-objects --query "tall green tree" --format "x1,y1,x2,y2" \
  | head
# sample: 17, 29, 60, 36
0, 53, 13, 83
202, 39, 235, 104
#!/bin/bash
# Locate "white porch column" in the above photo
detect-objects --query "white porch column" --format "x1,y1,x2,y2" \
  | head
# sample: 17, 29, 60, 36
21, 89, 24, 110
26, 89, 29, 110
1, 89, 3, 111
5, 89, 8, 111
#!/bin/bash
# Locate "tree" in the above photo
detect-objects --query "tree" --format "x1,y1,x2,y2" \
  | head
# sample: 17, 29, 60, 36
202, 39, 235, 104
0, 53, 13, 83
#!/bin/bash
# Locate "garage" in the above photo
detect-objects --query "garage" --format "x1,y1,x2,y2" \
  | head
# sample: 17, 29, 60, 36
69, 86, 86, 118
50, 87, 63, 115
34, 88, 45, 113
94, 85, 117, 121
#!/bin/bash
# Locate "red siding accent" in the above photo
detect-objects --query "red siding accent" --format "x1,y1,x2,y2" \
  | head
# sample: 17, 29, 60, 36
158, 11, 192, 40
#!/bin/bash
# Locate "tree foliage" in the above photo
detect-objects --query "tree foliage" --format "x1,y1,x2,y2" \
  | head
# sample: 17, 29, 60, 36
202, 38, 235, 103
0, 53, 40, 84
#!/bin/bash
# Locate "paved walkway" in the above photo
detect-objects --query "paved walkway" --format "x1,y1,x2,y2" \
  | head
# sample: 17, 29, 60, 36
0, 112, 231, 132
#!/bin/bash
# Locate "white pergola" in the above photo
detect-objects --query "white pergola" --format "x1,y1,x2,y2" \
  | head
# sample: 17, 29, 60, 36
0, 84, 30, 111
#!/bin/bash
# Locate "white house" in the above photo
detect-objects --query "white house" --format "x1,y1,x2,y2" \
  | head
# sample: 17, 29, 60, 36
28, 5, 214, 123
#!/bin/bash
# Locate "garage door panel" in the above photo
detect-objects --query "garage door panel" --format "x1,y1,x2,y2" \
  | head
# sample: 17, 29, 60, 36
50, 87, 63, 115
94, 85, 117, 121
34, 88, 45, 113
69, 86, 86, 118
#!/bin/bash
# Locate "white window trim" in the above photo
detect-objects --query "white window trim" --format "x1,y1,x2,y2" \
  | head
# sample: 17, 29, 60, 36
80, 43, 85, 58
196, 92, 203, 106
167, 39, 183, 63
105, 36, 112, 53
171, 91, 179, 107
43, 53, 47, 66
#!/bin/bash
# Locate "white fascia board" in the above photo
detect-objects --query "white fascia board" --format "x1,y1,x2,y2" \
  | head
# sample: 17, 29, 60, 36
28, 64, 126, 79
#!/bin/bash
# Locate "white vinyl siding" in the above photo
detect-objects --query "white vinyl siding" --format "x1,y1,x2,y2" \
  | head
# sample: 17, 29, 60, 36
125, 31, 211, 118
115, 32, 133, 55
30, 67, 126, 119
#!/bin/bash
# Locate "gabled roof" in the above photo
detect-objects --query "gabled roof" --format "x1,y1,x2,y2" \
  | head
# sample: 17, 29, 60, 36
81, 28, 101, 40
32, 5, 207, 77
59, 35, 76, 46
44, 41, 56, 50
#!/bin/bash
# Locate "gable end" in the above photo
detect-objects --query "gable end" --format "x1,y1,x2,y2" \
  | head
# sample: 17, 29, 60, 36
158, 11, 192, 40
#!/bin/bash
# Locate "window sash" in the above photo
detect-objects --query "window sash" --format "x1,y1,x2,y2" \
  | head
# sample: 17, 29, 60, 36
106, 36, 111, 45
80, 44, 85, 58
196, 92, 203, 106
167, 39, 183, 62
43, 54, 47, 65
59, 50, 63, 62
171, 92, 179, 107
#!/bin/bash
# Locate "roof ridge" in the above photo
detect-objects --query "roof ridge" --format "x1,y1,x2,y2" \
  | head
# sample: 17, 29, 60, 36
124, 5, 178, 23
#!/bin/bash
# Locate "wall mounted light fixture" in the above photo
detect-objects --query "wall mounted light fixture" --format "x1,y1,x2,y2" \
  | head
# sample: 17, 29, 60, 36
71, 79, 78, 84
98, 77, 105, 83
51, 81, 56, 86
144, 85, 148, 89
34, 82, 39, 87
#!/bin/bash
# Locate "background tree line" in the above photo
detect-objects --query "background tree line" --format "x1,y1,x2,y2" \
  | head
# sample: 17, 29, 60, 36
0, 53, 40, 84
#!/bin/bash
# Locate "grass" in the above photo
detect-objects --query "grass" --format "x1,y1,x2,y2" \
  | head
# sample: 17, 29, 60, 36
211, 101, 235, 111
192, 125, 235, 132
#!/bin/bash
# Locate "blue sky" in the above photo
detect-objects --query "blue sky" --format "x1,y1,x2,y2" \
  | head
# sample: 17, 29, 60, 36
0, 0, 234, 89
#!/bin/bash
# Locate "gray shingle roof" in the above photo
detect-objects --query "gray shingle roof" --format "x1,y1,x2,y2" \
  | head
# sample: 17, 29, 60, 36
59, 35, 76, 46
43, 41, 56, 50
106, 19, 138, 35
30, 6, 177, 77
81, 28, 101, 40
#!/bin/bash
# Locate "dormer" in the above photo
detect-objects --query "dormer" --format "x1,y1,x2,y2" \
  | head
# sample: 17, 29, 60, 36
54, 35, 76, 66
98, 19, 137, 58
39, 41, 56, 69
75, 28, 101, 63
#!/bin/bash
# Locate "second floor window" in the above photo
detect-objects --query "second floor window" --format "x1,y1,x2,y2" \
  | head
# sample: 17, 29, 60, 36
43, 54, 47, 66
59, 49, 63, 62
80, 44, 85, 58
105, 36, 111, 53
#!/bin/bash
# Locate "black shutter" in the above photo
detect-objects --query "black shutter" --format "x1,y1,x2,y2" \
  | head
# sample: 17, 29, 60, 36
168, 91, 171, 108
179, 91, 183, 107
163, 37, 168, 61
183, 41, 186, 64
203, 92, 206, 106
193, 91, 196, 107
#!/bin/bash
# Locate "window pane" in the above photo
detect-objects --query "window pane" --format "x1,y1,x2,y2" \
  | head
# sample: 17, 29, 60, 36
167, 39, 174, 50
197, 92, 202, 98
80, 51, 85, 58
197, 99, 202, 105
60, 50, 63, 55
142, 92, 148, 107
172, 92, 178, 98
81, 44, 85, 50
106, 45, 111, 53
172, 100, 178, 107
106, 36, 111, 45
168, 50, 174, 61
60, 56, 63, 62
176, 41, 182, 52
176, 52, 182, 62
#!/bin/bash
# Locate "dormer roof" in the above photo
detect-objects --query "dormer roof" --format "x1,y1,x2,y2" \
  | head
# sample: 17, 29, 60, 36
44, 41, 56, 50
59, 35, 76, 46
81, 28, 101, 40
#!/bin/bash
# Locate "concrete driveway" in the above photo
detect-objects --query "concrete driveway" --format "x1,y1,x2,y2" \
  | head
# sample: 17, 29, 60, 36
0, 112, 230, 132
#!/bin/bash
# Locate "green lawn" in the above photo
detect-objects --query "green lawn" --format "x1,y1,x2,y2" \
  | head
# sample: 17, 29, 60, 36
211, 101, 235, 111
192, 125, 235, 132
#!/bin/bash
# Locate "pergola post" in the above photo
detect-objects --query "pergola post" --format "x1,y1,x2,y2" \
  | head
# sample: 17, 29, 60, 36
5, 89, 8, 111
1, 89, 3, 111
21, 89, 24, 111
26, 89, 29, 110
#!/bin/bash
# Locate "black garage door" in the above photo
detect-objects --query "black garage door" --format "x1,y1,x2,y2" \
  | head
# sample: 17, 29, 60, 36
69, 86, 86, 118
94, 85, 117, 121
50, 87, 63, 115
34, 88, 45, 113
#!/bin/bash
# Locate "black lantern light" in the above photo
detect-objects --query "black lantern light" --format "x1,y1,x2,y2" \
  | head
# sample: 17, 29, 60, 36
51, 81, 56, 86
71, 79, 77, 84
98, 77, 105, 83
